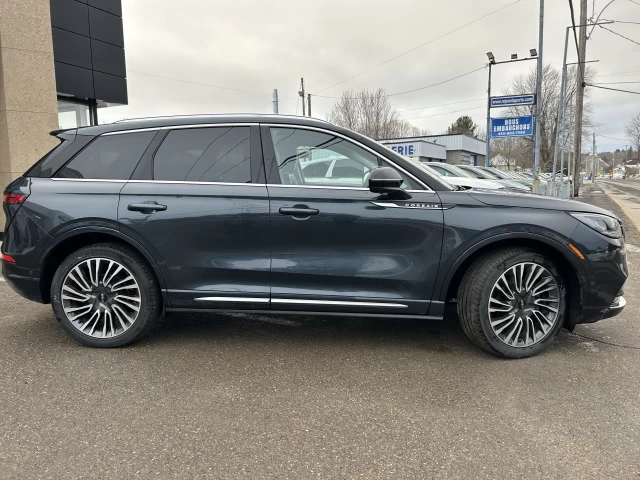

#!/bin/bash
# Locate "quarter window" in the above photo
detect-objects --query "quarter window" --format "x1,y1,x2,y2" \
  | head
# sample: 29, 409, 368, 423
154, 127, 251, 183
55, 131, 155, 180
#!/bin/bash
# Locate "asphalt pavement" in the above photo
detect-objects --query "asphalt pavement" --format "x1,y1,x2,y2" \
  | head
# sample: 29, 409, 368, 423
1, 185, 639, 479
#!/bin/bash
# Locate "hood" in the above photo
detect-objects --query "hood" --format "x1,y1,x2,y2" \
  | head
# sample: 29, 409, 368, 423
467, 190, 618, 217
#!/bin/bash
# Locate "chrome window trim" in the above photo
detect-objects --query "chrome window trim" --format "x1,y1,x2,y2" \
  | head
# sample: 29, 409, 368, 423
102, 123, 259, 136
127, 180, 266, 186
262, 123, 431, 191
271, 298, 408, 308
195, 297, 270, 303
51, 178, 127, 183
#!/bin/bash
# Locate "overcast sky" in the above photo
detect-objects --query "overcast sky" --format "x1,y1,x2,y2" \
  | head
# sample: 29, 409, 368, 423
100, 0, 640, 152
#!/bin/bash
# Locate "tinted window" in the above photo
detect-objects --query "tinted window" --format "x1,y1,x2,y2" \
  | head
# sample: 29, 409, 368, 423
270, 127, 377, 188
55, 132, 155, 179
154, 127, 251, 183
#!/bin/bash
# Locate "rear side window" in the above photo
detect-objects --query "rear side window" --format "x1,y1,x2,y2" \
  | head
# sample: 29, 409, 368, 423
55, 132, 155, 180
153, 127, 251, 183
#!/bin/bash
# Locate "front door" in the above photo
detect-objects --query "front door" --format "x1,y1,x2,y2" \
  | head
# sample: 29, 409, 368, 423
118, 124, 271, 309
263, 125, 444, 315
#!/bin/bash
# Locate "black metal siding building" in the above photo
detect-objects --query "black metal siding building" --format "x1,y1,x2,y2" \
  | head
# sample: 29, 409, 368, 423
50, 0, 127, 125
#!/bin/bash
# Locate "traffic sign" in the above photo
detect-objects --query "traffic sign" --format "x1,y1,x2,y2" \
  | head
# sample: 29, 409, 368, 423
491, 94, 536, 108
490, 116, 534, 138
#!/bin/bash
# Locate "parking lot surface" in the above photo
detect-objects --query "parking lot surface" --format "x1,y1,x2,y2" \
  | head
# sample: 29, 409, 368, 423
1, 183, 640, 479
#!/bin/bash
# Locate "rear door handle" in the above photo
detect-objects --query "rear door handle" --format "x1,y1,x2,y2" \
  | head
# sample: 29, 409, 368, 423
127, 203, 167, 213
279, 207, 319, 217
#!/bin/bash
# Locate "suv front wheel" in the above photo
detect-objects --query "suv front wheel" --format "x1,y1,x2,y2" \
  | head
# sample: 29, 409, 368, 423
458, 248, 566, 358
50, 243, 162, 347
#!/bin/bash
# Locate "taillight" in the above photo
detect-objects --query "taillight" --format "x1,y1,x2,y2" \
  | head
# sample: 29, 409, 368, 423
3, 192, 26, 205
1, 253, 16, 263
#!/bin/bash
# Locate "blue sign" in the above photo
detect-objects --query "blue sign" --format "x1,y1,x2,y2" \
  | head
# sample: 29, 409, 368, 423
491, 94, 535, 107
490, 116, 534, 138
390, 144, 415, 156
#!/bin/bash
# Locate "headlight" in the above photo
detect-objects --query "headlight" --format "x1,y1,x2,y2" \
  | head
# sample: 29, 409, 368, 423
570, 212, 622, 238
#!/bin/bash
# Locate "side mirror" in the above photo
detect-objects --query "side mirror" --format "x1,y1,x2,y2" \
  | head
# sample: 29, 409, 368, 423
368, 166, 411, 199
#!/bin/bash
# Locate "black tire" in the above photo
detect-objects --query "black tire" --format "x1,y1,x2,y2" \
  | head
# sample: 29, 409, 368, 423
457, 248, 566, 358
50, 242, 163, 347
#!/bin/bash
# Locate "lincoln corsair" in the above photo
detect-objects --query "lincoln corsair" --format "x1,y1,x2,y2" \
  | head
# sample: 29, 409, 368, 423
1, 115, 628, 358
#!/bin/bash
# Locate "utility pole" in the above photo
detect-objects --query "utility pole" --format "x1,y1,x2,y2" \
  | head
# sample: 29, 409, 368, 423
532, 0, 544, 191
272, 89, 279, 114
299, 78, 306, 116
568, 97, 574, 197
592, 132, 597, 181
572, 0, 588, 196
552, 26, 571, 194
307, 94, 312, 117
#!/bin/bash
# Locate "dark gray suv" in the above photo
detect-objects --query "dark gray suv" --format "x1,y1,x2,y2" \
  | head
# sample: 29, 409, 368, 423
1, 115, 628, 358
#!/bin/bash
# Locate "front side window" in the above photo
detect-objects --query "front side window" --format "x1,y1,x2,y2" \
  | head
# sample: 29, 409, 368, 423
55, 131, 155, 179
270, 127, 378, 188
269, 127, 422, 190
154, 127, 251, 183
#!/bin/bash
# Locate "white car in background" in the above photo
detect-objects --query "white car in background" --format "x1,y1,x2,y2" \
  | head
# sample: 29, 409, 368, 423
413, 162, 506, 191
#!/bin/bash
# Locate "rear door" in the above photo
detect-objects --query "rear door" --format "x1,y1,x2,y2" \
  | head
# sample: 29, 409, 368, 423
118, 124, 271, 309
263, 124, 444, 315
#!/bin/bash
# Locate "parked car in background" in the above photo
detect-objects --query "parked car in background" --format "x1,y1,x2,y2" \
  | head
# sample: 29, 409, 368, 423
414, 163, 506, 191
456, 165, 531, 192
2, 114, 628, 358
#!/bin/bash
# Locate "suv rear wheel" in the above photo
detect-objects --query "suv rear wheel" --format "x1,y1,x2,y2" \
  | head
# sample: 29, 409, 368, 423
458, 248, 566, 358
50, 243, 162, 347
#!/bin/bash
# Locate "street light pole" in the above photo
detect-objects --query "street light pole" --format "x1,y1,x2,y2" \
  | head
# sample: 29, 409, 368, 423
485, 61, 493, 167
532, 0, 544, 191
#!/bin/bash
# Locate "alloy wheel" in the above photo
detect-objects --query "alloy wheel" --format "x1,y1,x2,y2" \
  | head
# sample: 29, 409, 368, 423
61, 258, 142, 338
487, 262, 560, 348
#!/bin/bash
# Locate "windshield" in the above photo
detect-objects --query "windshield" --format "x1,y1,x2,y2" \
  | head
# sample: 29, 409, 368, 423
477, 168, 501, 179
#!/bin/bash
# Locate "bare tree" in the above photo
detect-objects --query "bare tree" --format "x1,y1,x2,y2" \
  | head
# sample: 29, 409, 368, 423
328, 89, 429, 140
625, 113, 640, 160
501, 64, 595, 171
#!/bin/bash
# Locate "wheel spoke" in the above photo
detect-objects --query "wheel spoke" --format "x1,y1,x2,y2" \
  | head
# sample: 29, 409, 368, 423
71, 267, 92, 291
114, 295, 141, 312
62, 285, 91, 302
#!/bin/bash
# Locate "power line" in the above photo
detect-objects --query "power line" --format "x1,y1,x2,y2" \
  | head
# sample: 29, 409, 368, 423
398, 97, 486, 112
594, 69, 640, 77
312, 0, 525, 94
128, 70, 295, 99
597, 133, 628, 141
313, 66, 486, 99
595, 81, 640, 84
587, 83, 640, 94
597, 24, 640, 46
629, 0, 640, 6
609, 19, 640, 23
404, 106, 485, 121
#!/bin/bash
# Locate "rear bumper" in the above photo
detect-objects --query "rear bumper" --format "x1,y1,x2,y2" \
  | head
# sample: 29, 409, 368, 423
2, 262, 44, 303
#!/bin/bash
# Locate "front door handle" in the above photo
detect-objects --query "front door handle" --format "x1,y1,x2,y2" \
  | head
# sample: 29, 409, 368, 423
128, 203, 167, 214
279, 207, 319, 218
